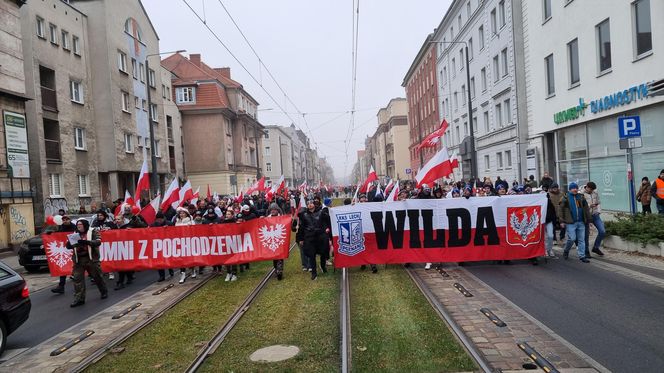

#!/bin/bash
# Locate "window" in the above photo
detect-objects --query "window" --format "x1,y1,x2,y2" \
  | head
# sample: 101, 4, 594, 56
501, 48, 508, 77
48, 173, 62, 197
472, 115, 477, 134
72, 35, 80, 55
154, 140, 161, 157
461, 85, 466, 105
481, 68, 487, 91
452, 58, 456, 77
568, 38, 580, 85
467, 2, 471, 17
176, 87, 196, 103
454, 92, 459, 111
478, 25, 485, 50
451, 26, 454, 40
74, 127, 86, 150
134, 96, 140, 108
144, 136, 150, 148
131, 58, 137, 79
49, 23, 58, 44
162, 84, 167, 99
455, 124, 460, 144
493, 55, 499, 82
150, 104, 158, 121
266, 162, 272, 172
77, 175, 90, 196
468, 38, 473, 60
36, 17, 45, 38
470, 77, 476, 98
484, 155, 490, 171
499, 1, 506, 28
458, 15, 462, 30
70, 81, 83, 104
633, 0, 652, 57
61, 30, 70, 50
497, 152, 504, 169
141, 99, 146, 111
505, 150, 512, 168
139, 63, 145, 82
124, 133, 134, 153
121, 91, 130, 112
491, 9, 497, 34
459, 49, 464, 69
483, 111, 490, 132
464, 121, 468, 136
148, 69, 156, 88
545, 54, 555, 96
495, 103, 502, 127
543, 0, 552, 21
596, 19, 612, 73
265, 146, 271, 156
442, 67, 447, 85
503, 98, 511, 124
118, 51, 127, 73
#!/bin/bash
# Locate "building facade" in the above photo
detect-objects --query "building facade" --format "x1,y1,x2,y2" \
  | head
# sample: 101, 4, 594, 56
159, 64, 185, 179
402, 34, 440, 175
522, 0, 663, 212
1, 0, 35, 249
262, 125, 294, 187
434, 0, 528, 183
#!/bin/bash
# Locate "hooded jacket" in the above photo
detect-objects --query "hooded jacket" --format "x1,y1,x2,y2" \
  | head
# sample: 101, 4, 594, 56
66, 220, 102, 262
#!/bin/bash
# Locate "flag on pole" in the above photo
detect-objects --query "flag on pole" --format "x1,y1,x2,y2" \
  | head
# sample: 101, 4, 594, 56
160, 177, 180, 212
415, 147, 453, 188
385, 180, 400, 202
135, 159, 150, 208
384, 179, 394, 196
139, 194, 161, 225
174, 180, 193, 209
114, 190, 134, 217
189, 186, 200, 205
359, 165, 378, 193
450, 150, 459, 170
416, 119, 449, 151
374, 183, 383, 199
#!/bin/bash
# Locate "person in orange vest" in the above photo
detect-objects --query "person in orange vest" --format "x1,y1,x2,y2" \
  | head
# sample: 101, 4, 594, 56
651, 169, 664, 215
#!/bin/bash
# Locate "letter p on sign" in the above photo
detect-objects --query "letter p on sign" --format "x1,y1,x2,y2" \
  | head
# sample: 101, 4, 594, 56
618, 116, 641, 139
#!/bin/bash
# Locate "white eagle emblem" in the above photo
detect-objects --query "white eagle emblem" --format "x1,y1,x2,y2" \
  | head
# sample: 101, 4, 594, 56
509, 210, 540, 241
46, 241, 72, 269
258, 224, 287, 252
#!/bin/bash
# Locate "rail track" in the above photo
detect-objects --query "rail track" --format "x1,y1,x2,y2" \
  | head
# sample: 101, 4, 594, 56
340, 267, 351, 373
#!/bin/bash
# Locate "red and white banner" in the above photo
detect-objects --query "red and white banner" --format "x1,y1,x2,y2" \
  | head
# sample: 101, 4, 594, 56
43, 216, 292, 276
331, 195, 546, 267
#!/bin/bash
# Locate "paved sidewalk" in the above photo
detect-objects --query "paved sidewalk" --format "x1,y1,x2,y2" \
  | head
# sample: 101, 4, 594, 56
0, 273, 215, 373
415, 265, 603, 372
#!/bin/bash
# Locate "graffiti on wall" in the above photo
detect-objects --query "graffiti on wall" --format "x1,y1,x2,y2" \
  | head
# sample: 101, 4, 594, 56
9, 205, 34, 244
44, 198, 68, 217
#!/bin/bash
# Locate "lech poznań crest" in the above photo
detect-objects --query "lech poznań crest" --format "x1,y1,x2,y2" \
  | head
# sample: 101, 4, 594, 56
337, 212, 365, 256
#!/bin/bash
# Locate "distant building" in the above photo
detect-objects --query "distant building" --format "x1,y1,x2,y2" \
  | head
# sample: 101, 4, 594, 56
362, 98, 409, 182
159, 64, 185, 180
262, 125, 293, 187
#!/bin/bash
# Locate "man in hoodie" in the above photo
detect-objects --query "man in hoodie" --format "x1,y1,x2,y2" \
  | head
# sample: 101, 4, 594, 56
68, 219, 108, 307
583, 181, 605, 257
559, 182, 592, 263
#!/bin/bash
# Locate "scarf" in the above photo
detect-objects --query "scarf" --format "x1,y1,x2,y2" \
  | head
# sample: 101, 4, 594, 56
568, 192, 582, 222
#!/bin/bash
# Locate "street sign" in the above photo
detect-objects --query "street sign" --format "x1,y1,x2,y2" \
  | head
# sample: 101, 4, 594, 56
618, 116, 641, 138
619, 137, 643, 149
405, 168, 412, 175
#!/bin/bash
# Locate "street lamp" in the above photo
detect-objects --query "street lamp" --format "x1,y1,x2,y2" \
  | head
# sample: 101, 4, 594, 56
145, 49, 185, 197
429, 40, 477, 180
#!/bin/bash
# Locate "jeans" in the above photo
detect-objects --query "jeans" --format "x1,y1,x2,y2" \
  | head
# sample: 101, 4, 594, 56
299, 243, 311, 269
584, 214, 606, 252
544, 222, 554, 256
564, 222, 586, 259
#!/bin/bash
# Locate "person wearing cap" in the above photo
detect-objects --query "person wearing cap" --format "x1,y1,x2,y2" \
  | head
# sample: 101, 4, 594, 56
559, 182, 592, 262
297, 198, 330, 280
267, 203, 286, 280
496, 185, 507, 196
651, 169, 664, 215
583, 181, 606, 257
91, 210, 118, 281
418, 184, 434, 199
68, 219, 108, 307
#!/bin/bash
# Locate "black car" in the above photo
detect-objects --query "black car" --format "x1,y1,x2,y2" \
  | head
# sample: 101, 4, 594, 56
0, 261, 31, 354
17, 215, 94, 272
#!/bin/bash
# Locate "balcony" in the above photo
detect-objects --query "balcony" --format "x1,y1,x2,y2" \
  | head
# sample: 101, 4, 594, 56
44, 139, 61, 163
41, 86, 58, 112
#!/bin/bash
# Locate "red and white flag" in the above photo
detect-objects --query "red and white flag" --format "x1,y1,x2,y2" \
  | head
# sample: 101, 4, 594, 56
385, 180, 400, 202
415, 147, 453, 188
139, 194, 161, 226
235, 189, 244, 204
135, 159, 150, 208
266, 175, 285, 202
416, 119, 449, 151
175, 180, 193, 209
114, 190, 134, 217
374, 183, 383, 199
450, 150, 459, 170
384, 179, 394, 196
359, 165, 378, 193
189, 186, 200, 205
298, 181, 307, 192
160, 177, 180, 212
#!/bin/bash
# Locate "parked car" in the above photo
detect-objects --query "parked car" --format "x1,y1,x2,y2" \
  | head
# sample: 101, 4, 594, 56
17, 215, 94, 272
0, 260, 31, 354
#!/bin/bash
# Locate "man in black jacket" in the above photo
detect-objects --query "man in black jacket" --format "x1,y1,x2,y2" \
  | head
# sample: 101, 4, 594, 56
297, 198, 331, 280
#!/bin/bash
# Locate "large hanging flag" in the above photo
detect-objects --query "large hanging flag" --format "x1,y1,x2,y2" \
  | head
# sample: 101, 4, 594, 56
135, 159, 150, 207
415, 147, 453, 188
139, 194, 161, 225
359, 165, 378, 193
160, 177, 180, 212
416, 119, 449, 151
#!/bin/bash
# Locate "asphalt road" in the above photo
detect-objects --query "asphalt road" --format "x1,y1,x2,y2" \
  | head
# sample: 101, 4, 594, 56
6, 271, 158, 350
465, 258, 664, 373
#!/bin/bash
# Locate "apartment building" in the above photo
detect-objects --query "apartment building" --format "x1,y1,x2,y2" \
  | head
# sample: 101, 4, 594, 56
161, 53, 264, 195
262, 125, 294, 187
159, 64, 185, 179
521, 0, 663, 212
0, 0, 35, 249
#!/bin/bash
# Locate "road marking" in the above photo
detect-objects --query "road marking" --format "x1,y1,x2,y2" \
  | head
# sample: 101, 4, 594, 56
50, 330, 94, 356
479, 308, 507, 327
152, 283, 175, 295
111, 303, 142, 319
590, 259, 664, 289
453, 282, 473, 297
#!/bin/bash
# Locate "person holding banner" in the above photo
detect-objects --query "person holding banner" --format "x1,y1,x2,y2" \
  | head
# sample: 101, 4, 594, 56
267, 203, 286, 280
51, 215, 77, 295
91, 210, 118, 281
175, 208, 196, 284
222, 209, 239, 281
152, 212, 175, 282
297, 198, 331, 280
68, 219, 108, 307
559, 182, 592, 263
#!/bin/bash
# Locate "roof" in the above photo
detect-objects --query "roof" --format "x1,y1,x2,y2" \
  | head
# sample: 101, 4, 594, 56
161, 53, 231, 109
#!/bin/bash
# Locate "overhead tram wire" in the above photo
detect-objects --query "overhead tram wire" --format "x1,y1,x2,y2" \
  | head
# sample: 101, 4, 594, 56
344, 0, 361, 179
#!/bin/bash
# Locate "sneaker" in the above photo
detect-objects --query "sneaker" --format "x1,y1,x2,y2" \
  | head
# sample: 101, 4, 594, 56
580, 258, 590, 263
302, 267, 308, 271
592, 248, 605, 256
230, 275, 238, 282
326, 260, 333, 266
108, 273, 115, 280
307, 268, 312, 272
311, 273, 318, 281
563, 252, 569, 260
548, 254, 559, 259
114, 282, 125, 290
51, 286, 65, 294
179, 272, 186, 284
225, 273, 232, 282
424, 263, 432, 270
277, 272, 283, 281
191, 270, 197, 279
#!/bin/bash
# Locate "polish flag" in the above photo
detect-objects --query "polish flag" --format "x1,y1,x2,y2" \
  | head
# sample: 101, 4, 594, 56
415, 147, 453, 188
359, 165, 378, 193
189, 186, 200, 205
160, 177, 180, 212
298, 192, 306, 211
450, 150, 459, 170
266, 175, 285, 202
235, 189, 244, 204
416, 119, 449, 151
385, 180, 400, 202
114, 190, 134, 217
384, 179, 394, 196
298, 181, 307, 192
135, 159, 150, 208
175, 180, 193, 208
374, 183, 383, 199
139, 194, 161, 226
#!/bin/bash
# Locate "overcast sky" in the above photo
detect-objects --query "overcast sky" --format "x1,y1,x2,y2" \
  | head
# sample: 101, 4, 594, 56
143, 0, 452, 183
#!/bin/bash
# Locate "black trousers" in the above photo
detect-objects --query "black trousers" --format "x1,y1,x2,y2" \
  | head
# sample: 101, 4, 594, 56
117, 271, 134, 284
642, 204, 652, 214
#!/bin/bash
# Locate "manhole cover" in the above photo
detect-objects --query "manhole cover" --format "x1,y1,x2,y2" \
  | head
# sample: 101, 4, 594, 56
249, 345, 300, 363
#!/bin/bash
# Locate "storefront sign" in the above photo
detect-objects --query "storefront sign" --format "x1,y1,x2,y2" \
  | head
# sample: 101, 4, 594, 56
554, 83, 650, 125
3, 111, 30, 178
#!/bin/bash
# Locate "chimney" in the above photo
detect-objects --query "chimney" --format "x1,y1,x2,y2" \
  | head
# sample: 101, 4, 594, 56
189, 53, 201, 67
215, 67, 231, 79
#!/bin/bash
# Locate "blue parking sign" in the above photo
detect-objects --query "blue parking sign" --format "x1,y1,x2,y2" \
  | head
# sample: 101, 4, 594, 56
618, 116, 641, 139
